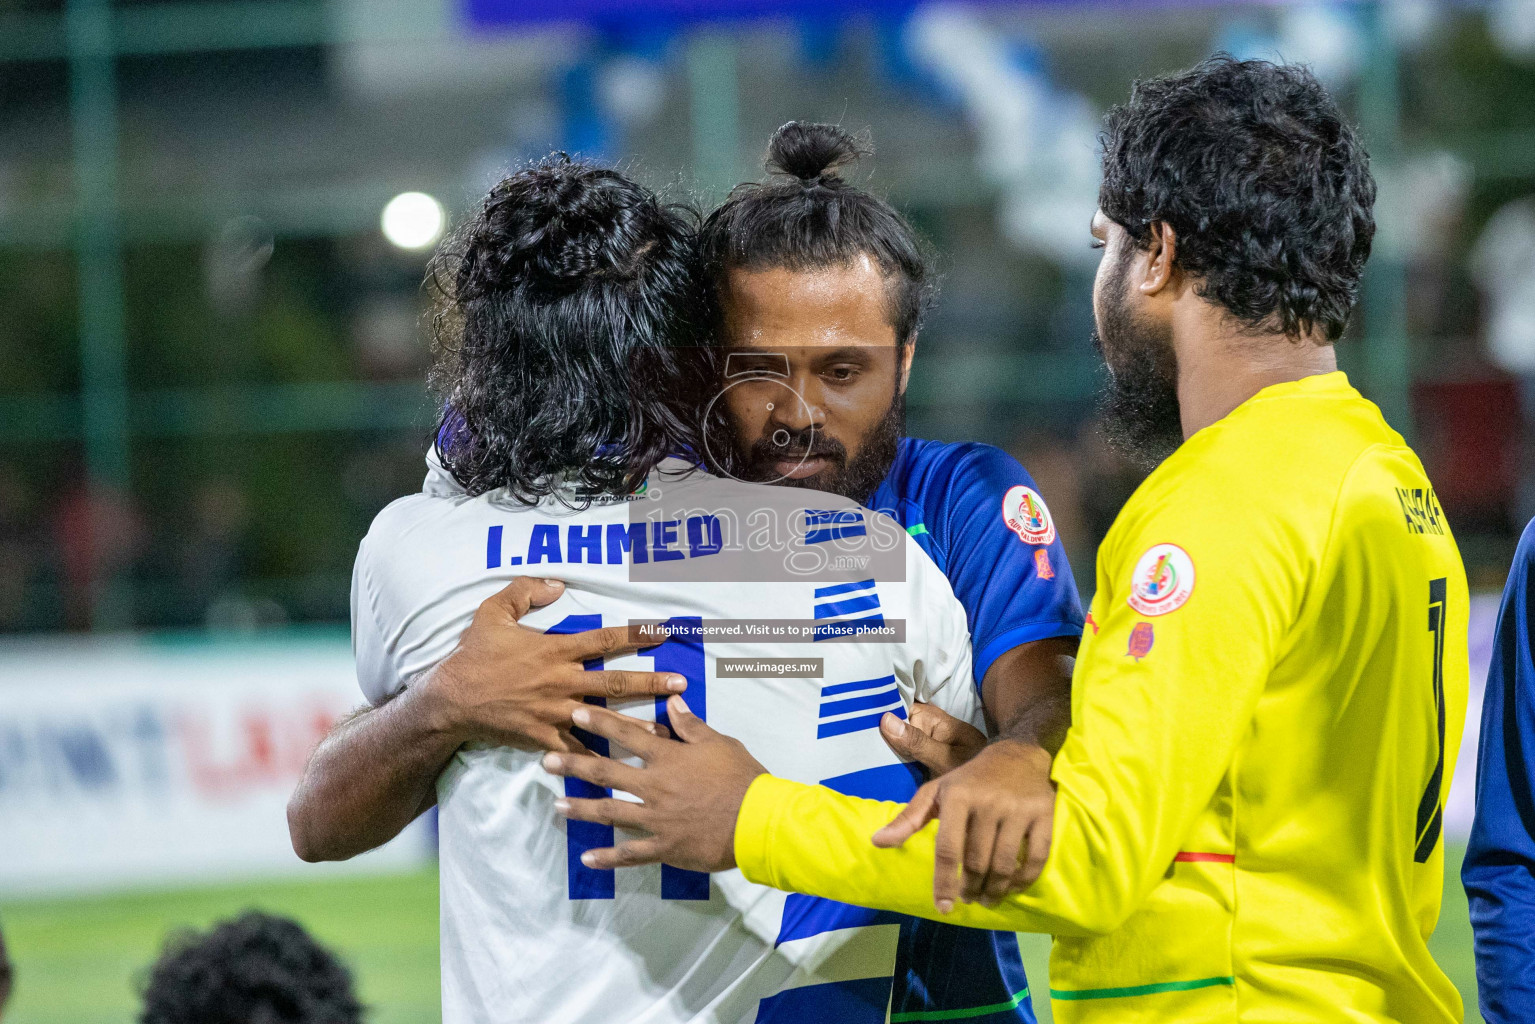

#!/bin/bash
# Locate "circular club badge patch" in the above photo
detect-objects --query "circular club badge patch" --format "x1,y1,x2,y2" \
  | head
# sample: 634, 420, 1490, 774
1002, 485, 1056, 546
1127, 543, 1195, 616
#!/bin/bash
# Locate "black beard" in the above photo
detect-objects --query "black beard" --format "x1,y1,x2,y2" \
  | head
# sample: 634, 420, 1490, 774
733, 390, 904, 504
1095, 339, 1183, 470
1092, 253, 1182, 470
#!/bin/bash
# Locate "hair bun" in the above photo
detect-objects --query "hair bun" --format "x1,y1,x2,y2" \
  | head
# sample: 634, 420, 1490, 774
766, 122, 869, 184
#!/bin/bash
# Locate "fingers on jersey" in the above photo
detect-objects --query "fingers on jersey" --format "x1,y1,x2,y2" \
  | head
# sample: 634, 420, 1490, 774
566, 704, 672, 758
565, 667, 687, 700
554, 795, 648, 833
542, 749, 649, 793
487, 576, 566, 619
958, 805, 1000, 905
880, 704, 986, 775
907, 702, 978, 747
872, 781, 939, 849
555, 622, 671, 663
879, 713, 940, 767
579, 837, 665, 870
658, 694, 711, 742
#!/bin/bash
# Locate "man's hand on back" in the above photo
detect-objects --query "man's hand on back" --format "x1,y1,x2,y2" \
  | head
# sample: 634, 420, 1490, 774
422, 577, 687, 753
288, 576, 683, 862
545, 697, 767, 873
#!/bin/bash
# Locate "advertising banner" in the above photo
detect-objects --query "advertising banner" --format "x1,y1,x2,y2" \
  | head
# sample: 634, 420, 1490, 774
0, 632, 432, 897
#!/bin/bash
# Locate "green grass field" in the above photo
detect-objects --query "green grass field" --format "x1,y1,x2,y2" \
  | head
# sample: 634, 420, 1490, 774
0, 847, 1483, 1024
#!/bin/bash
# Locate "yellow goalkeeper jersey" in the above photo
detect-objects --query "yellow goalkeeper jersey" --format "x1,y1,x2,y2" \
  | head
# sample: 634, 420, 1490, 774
735, 371, 1469, 1023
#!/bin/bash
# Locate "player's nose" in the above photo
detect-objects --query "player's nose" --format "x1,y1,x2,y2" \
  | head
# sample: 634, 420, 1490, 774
767, 375, 826, 435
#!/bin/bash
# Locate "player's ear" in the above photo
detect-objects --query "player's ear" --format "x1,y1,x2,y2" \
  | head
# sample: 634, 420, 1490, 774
898, 338, 915, 394
1140, 221, 1178, 297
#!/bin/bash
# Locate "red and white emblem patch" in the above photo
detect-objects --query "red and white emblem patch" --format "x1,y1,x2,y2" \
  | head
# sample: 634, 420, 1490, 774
1002, 485, 1056, 546
1127, 543, 1195, 616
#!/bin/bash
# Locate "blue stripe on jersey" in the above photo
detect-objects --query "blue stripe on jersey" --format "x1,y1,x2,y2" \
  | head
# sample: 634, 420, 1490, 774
776, 895, 902, 945
754, 976, 892, 1024
817, 704, 905, 738
819, 761, 925, 800
814, 594, 881, 619
816, 676, 904, 738
820, 675, 897, 697
647, 615, 710, 902
813, 578, 877, 599
806, 522, 868, 545
820, 687, 903, 718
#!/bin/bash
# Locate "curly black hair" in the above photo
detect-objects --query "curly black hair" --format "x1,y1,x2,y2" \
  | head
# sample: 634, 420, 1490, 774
429, 156, 714, 504
139, 911, 363, 1024
699, 122, 937, 346
1099, 55, 1376, 341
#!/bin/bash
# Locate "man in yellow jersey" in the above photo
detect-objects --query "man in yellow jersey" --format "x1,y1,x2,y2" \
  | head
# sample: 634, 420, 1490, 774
546, 56, 1470, 1022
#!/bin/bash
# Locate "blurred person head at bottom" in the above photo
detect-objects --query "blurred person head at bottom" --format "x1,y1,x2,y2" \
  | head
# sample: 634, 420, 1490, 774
139, 911, 362, 1024
0, 916, 13, 1021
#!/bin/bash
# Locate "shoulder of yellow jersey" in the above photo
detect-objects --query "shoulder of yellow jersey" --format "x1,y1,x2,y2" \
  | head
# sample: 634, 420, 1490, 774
1102, 371, 1417, 571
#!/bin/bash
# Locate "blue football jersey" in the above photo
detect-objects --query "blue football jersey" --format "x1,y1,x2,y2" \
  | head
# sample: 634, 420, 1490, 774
871, 437, 1085, 692
870, 437, 1085, 1024
1464, 517, 1535, 1022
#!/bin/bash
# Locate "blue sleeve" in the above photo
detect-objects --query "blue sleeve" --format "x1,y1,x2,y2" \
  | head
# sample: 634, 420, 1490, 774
1464, 517, 1535, 1023
928, 445, 1084, 692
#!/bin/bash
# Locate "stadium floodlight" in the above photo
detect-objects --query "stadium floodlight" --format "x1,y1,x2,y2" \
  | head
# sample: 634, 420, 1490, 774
381, 192, 446, 251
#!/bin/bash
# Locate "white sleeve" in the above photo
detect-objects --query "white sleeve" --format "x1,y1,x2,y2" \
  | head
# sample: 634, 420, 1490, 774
350, 499, 479, 707
350, 530, 402, 707
907, 542, 984, 731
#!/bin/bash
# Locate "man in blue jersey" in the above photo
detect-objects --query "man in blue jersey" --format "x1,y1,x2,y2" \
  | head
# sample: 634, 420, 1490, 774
1464, 517, 1535, 1022
687, 121, 1082, 1022
290, 123, 1082, 1022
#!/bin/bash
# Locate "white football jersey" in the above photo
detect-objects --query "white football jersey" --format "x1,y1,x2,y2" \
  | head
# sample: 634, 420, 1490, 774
352, 455, 980, 1024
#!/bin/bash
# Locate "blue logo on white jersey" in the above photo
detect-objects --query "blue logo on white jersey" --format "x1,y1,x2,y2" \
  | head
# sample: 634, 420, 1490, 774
817, 675, 905, 738
812, 579, 885, 641
804, 509, 867, 544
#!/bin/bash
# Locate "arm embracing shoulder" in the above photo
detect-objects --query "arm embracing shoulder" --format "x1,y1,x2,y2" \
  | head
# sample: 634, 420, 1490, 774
288, 524, 462, 862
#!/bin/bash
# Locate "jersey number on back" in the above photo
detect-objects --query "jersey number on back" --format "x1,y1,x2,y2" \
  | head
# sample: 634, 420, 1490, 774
547, 614, 711, 900
1414, 578, 1448, 863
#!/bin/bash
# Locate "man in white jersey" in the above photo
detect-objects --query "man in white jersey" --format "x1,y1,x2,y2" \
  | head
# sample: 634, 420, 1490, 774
343, 158, 983, 1023
294, 124, 1082, 1022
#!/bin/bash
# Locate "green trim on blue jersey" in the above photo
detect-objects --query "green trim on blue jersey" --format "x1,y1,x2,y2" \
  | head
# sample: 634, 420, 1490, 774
890, 986, 1031, 1021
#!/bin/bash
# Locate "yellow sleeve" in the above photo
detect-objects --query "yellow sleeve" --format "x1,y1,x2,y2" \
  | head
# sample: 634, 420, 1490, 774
736, 774, 1088, 934
737, 464, 1304, 933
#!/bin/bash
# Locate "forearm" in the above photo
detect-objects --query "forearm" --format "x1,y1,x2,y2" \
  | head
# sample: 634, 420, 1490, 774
735, 775, 1099, 937
982, 636, 1076, 753
999, 687, 1070, 752
287, 679, 462, 862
